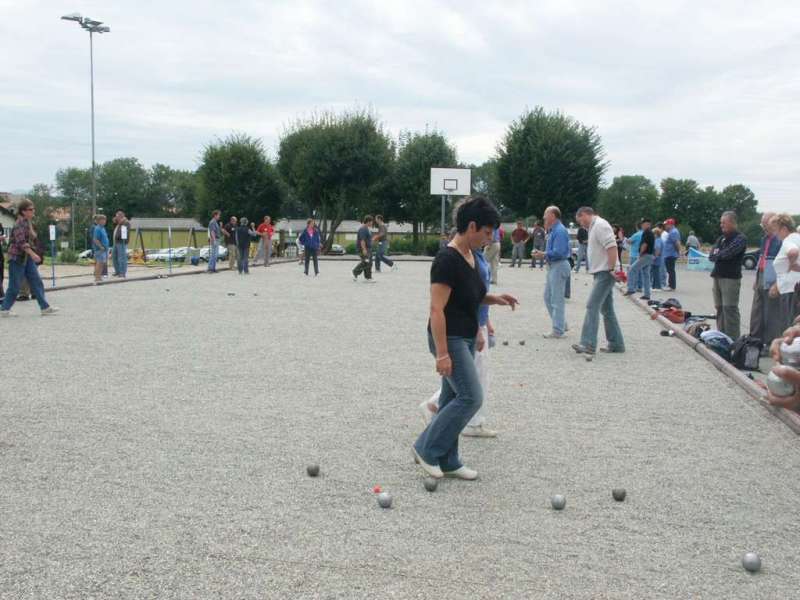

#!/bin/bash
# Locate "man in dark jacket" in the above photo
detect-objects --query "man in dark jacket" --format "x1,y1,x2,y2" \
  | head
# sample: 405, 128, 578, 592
709, 211, 747, 339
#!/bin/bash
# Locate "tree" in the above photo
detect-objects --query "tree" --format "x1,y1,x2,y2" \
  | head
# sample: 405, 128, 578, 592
97, 157, 151, 216
495, 107, 607, 220
719, 184, 758, 222
597, 175, 659, 232
278, 110, 394, 249
394, 131, 457, 244
27, 183, 59, 243
55, 167, 93, 247
197, 133, 284, 225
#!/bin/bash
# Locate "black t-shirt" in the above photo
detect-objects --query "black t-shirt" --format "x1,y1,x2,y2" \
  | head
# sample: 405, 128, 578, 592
639, 229, 655, 255
223, 223, 237, 244
236, 225, 252, 249
428, 247, 487, 338
577, 227, 588, 244
357, 225, 372, 254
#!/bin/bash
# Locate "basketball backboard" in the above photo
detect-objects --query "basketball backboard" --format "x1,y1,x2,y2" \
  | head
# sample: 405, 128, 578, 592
430, 168, 471, 196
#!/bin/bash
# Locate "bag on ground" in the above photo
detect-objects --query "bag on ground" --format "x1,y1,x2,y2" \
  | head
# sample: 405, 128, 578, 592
730, 335, 762, 371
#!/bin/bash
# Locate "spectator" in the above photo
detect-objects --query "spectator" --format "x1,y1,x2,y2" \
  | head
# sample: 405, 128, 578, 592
207, 210, 222, 273
572, 206, 625, 358
255, 215, 274, 267
222, 215, 238, 271
663, 218, 682, 291
709, 211, 747, 339
509, 220, 529, 268
575, 225, 589, 273
235, 217, 254, 274
627, 224, 643, 290
373, 214, 396, 273
298, 218, 321, 276
651, 225, 664, 290
0, 226, 5, 300
530, 221, 546, 269
624, 218, 655, 300
352, 215, 375, 282
686, 230, 700, 254
111, 210, 129, 278
92, 214, 109, 284
485, 226, 501, 284
536, 206, 570, 339
0, 199, 57, 316
613, 225, 626, 266
749, 212, 781, 349
769, 214, 800, 331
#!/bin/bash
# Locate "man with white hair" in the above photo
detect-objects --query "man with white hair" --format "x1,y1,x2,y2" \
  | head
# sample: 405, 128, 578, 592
571, 206, 625, 359
709, 211, 747, 339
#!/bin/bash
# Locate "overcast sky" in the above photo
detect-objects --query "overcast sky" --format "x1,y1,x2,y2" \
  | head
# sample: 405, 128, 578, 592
2, 0, 798, 211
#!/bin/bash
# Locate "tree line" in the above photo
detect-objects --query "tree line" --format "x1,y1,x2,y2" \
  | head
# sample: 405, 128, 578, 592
26, 106, 763, 250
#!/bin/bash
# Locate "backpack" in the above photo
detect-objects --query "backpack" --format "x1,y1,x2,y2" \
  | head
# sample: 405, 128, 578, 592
700, 330, 734, 361
730, 335, 762, 371
685, 320, 712, 339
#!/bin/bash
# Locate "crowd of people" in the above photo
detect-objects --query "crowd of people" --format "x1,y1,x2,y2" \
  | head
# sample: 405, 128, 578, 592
207, 211, 276, 274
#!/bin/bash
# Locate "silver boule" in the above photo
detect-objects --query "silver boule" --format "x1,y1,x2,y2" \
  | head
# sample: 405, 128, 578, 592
377, 492, 393, 508
423, 477, 438, 492
767, 370, 795, 397
612, 488, 626, 502
306, 464, 320, 477
742, 552, 761, 573
551, 494, 566, 510
779, 338, 800, 367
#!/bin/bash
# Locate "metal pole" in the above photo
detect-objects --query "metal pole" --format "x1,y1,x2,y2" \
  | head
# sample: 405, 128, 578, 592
168, 225, 173, 275
51, 239, 56, 288
71, 200, 75, 249
89, 30, 97, 218
441, 195, 446, 236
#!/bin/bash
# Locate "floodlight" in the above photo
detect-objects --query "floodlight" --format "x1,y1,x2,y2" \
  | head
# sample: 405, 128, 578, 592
60, 13, 82, 22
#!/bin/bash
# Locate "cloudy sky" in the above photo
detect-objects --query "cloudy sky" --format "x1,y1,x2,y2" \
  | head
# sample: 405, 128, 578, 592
2, 0, 798, 211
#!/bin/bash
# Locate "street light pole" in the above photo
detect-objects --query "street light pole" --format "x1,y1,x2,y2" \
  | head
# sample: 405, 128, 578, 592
61, 13, 110, 220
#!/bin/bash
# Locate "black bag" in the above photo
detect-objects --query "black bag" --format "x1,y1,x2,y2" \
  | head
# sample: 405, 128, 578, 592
730, 335, 762, 371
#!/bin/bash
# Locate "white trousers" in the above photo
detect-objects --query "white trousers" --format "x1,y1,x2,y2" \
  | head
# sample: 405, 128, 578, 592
424, 325, 490, 428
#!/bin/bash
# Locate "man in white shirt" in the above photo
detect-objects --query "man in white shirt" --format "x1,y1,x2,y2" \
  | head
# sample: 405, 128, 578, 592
571, 206, 625, 359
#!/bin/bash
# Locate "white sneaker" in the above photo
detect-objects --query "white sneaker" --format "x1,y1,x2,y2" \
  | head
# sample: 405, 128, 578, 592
365, 279, 377, 284
462, 425, 497, 438
412, 447, 443, 479
542, 332, 566, 339
41, 307, 59, 316
419, 401, 437, 426
444, 466, 478, 480
391, 264, 399, 272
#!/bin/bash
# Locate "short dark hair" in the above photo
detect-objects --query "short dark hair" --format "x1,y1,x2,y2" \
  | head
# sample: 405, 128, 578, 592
375, 214, 384, 222
212, 210, 221, 217
363, 215, 374, 224
576, 206, 594, 217
640, 217, 652, 224
454, 196, 500, 234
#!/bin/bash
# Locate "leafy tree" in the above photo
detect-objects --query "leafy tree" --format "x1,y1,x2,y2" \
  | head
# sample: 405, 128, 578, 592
96, 157, 151, 216
597, 175, 659, 233
197, 133, 284, 225
495, 106, 607, 220
719, 184, 758, 222
278, 110, 394, 249
27, 183, 59, 243
169, 170, 199, 217
394, 131, 457, 244
55, 167, 93, 247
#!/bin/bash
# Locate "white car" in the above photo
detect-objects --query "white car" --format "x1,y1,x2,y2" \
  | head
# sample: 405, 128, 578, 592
198, 245, 229, 262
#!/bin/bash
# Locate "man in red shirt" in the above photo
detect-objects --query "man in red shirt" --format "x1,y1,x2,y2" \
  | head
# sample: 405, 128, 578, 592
255, 216, 274, 267
510, 220, 530, 268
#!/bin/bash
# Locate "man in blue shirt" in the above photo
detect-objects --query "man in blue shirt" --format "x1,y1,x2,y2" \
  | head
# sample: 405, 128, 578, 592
534, 205, 571, 338
92, 214, 109, 284
627, 226, 643, 291
663, 218, 682, 290
207, 210, 222, 273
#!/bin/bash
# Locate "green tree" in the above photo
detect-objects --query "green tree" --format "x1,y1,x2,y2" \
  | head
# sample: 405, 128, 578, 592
27, 183, 59, 243
55, 167, 93, 248
719, 184, 758, 222
97, 157, 151, 216
597, 175, 659, 232
278, 110, 394, 249
197, 133, 284, 225
394, 131, 457, 244
495, 107, 607, 220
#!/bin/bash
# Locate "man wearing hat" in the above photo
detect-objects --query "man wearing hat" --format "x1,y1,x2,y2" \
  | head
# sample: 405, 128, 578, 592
663, 218, 682, 291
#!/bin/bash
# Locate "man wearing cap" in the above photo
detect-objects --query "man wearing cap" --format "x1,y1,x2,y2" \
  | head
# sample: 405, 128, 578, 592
663, 219, 682, 291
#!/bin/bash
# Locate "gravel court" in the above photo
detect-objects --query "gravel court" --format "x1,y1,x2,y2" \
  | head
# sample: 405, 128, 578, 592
1, 260, 799, 599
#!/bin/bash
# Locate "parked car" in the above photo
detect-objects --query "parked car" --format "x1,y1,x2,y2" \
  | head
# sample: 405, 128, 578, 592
198, 245, 229, 262
328, 243, 345, 256
742, 249, 760, 270
149, 247, 193, 262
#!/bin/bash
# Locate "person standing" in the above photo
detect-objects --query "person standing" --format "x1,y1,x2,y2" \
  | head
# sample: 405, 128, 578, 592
0, 226, 6, 300
534, 206, 571, 339
708, 211, 747, 339
651, 226, 664, 290
572, 207, 625, 358
111, 210, 129, 278
222, 215, 238, 271
412, 196, 518, 480
0, 199, 58, 316
574, 225, 589, 273
254, 215, 274, 267
352, 215, 375, 282
686, 231, 700, 255
485, 226, 502, 284
623, 218, 655, 300
92, 214, 109, 284
613, 225, 626, 266
298, 218, 321, 276
207, 210, 222, 273
769, 214, 800, 331
749, 212, 782, 348
510, 220, 529, 268
626, 225, 643, 290
663, 218, 682, 290
373, 215, 396, 273
235, 217, 254, 274
530, 221, 546, 269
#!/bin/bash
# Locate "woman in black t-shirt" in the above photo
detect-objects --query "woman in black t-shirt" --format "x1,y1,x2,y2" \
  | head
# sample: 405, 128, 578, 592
412, 196, 519, 481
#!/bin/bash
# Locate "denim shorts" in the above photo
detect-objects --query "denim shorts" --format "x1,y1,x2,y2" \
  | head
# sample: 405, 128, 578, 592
95, 251, 108, 263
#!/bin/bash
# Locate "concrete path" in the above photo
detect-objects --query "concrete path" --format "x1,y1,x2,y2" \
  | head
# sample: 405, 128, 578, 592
1, 261, 798, 598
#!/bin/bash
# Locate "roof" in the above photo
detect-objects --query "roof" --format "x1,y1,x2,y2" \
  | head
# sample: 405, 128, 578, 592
275, 219, 415, 234
129, 218, 206, 231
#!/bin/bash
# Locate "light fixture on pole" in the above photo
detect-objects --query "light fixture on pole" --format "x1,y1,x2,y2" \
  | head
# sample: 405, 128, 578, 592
61, 13, 111, 219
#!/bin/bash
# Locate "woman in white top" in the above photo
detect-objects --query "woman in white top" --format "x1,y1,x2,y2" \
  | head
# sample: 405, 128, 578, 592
768, 214, 800, 329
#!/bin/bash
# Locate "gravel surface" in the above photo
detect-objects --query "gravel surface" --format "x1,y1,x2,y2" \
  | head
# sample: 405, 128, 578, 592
1, 261, 798, 599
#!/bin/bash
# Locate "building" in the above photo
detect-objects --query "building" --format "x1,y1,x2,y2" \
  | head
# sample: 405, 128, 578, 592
128, 218, 208, 250
275, 219, 415, 245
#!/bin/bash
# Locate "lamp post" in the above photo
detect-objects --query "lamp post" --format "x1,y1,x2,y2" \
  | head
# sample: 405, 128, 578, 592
60, 13, 110, 219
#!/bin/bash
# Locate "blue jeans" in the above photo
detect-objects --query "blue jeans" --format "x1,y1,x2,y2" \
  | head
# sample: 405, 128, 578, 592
651, 262, 662, 289
237, 248, 249, 273
531, 245, 545, 268
575, 243, 588, 272
414, 334, 482, 472
208, 240, 219, 271
579, 271, 625, 351
1, 257, 49, 311
544, 260, 570, 334
112, 242, 128, 276
374, 240, 394, 271
627, 254, 653, 297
